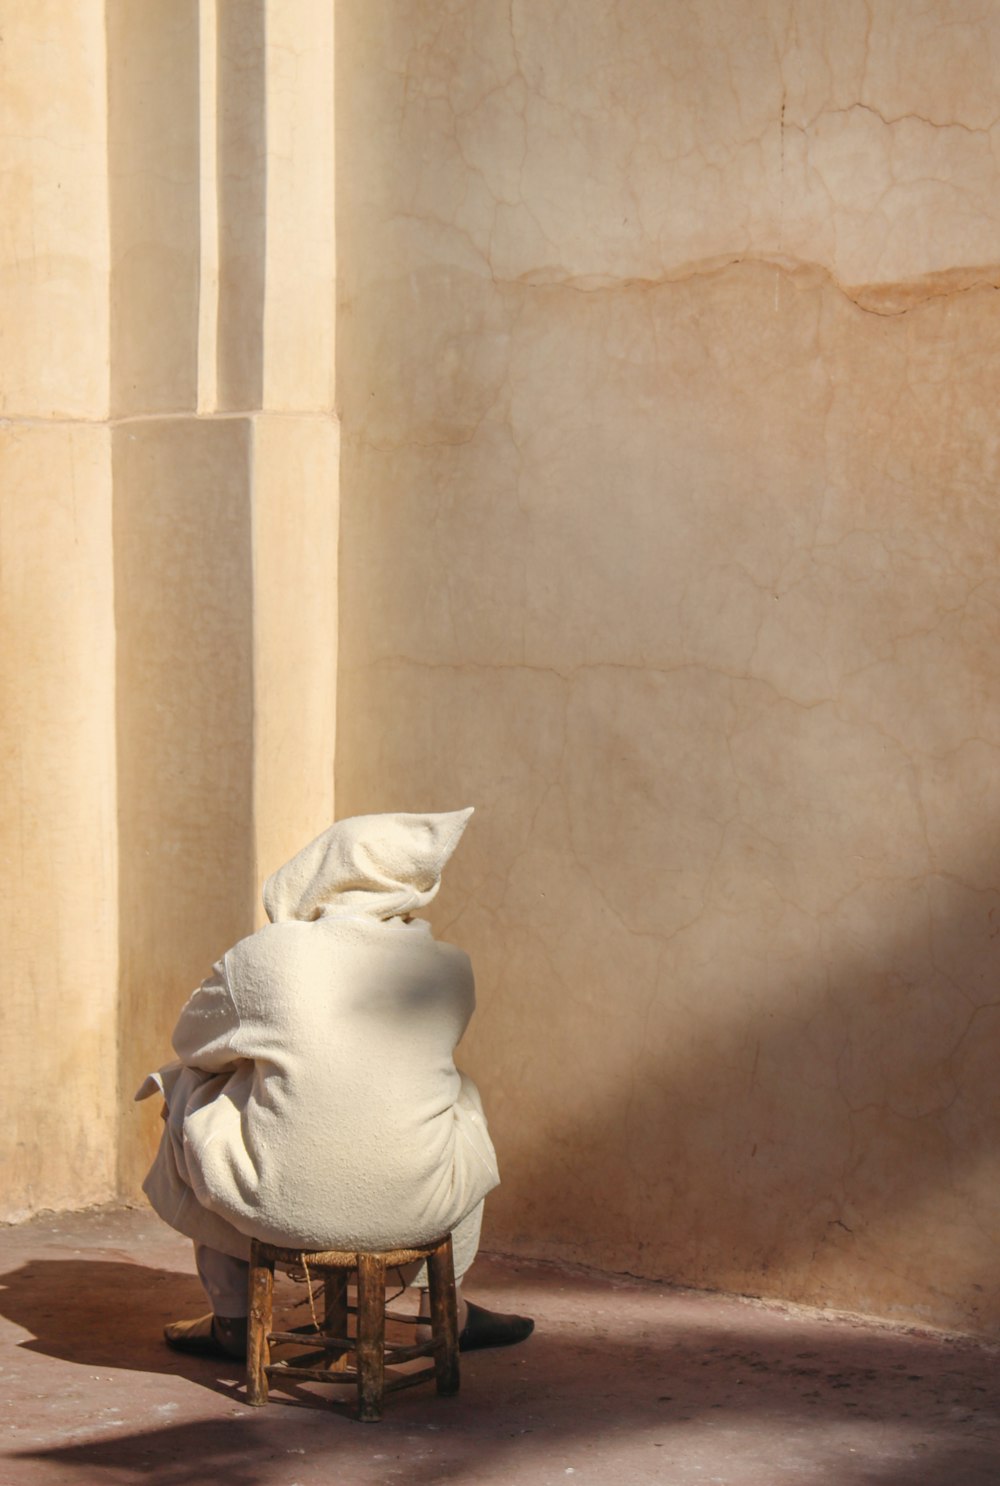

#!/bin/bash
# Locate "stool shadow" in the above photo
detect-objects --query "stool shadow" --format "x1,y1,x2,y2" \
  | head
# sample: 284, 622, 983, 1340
0, 1255, 413, 1416
0, 1257, 242, 1395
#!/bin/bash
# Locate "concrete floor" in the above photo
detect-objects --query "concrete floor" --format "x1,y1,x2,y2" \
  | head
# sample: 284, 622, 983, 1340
1, 1208, 998, 1486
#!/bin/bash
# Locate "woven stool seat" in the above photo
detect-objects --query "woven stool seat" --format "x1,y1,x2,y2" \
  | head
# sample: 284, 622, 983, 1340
246, 1233, 460, 1421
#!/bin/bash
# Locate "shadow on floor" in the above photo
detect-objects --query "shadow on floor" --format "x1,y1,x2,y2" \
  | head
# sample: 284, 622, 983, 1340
13, 1426, 1000, 1486
4, 1256, 999, 1486
0, 1257, 232, 1389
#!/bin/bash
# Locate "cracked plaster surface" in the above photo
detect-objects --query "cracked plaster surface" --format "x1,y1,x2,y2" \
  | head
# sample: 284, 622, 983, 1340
341, 0, 1000, 296
336, 0, 1000, 1333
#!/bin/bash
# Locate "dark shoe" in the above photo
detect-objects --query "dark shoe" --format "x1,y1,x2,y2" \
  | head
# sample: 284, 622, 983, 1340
164, 1313, 248, 1360
459, 1300, 534, 1352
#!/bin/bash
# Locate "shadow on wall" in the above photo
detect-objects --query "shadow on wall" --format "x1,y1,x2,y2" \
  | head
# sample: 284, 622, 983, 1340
473, 830, 1000, 1333
112, 418, 258, 1198
5, 1257, 997, 1486
329, 0, 1000, 1343
329, 256, 1000, 1334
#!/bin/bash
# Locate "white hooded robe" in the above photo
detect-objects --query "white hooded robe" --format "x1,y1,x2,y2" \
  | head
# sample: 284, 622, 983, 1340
136, 809, 499, 1277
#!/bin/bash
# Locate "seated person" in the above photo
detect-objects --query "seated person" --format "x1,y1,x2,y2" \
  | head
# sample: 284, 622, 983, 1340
136, 808, 533, 1358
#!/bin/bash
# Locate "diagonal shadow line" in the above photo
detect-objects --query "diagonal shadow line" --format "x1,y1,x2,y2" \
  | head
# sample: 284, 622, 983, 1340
3, 1258, 999, 1486
465, 845, 1000, 1335
9, 1345, 999, 1486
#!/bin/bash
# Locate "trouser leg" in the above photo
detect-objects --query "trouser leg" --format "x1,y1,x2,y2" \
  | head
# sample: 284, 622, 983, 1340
396, 1200, 485, 1290
194, 1242, 250, 1318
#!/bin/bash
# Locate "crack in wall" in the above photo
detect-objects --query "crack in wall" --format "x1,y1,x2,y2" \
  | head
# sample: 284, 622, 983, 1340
505, 253, 1000, 318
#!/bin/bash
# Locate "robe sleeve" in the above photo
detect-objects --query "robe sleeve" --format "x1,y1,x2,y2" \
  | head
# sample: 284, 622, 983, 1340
170, 958, 246, 1074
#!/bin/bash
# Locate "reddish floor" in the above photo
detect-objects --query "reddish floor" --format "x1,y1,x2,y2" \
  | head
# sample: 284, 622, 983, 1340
1, 1206, 998, 1485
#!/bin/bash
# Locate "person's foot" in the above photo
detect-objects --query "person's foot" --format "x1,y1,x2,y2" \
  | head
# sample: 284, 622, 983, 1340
163, 1313, 248, 1360
458, 1300, 534, 1352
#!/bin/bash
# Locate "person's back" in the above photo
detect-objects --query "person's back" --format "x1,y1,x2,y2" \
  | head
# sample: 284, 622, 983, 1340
176, 911, 497, 1252
138, 808, 531, 1359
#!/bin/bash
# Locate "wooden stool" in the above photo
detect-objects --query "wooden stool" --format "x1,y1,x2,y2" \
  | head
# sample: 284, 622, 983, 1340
246, 1234, 460, 1421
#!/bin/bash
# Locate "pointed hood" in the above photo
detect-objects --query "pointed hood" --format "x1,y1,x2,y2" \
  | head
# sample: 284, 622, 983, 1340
262, 808, 475, 923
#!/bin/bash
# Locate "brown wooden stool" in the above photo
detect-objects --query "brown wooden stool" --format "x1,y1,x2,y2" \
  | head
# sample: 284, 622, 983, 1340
246, 1234, 460, 1421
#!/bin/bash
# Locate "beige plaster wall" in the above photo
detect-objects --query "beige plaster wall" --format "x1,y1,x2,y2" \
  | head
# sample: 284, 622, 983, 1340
0, 2, 110, 418
0, 3, 118, 1218
107, 0, 201, 416
0, 423, 118, 1218
115, 0, 339, 1193
335, 0, 1000, 1333
115, 410, 340, 1195
113, 417, 257, 1194
251, 414, 340, 923
2, 1, 338, 1215
6, 0, 996, 1342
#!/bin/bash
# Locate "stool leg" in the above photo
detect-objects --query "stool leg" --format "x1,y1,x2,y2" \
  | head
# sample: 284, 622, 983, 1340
246, 1241, 274, 1407
426, 1235, 460, 1397
355, 1253, 386, 1422
323, 1270, 350, 1371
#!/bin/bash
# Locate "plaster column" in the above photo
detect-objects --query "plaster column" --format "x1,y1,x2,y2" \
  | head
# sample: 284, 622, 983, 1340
113, 0, 338, 1193
0, 2, 118, 1217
